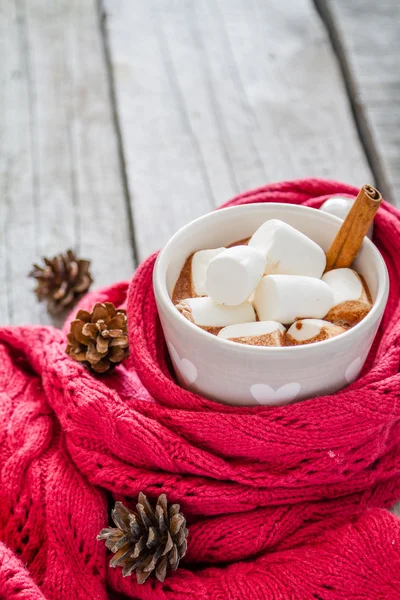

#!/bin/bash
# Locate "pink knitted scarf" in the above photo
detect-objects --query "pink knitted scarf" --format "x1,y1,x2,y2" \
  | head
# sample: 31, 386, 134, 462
1, 179, 400, 600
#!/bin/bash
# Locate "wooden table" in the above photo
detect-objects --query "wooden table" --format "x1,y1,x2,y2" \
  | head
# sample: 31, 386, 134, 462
1, 0, 399, 328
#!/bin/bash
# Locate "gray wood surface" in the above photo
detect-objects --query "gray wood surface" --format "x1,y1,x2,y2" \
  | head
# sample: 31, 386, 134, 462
103, 0, 371, 261
0, 0, 134, 325
317, 0, 400, 205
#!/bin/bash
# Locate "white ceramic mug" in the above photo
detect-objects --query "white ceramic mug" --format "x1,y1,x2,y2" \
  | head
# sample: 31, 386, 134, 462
153, 204, 389, 406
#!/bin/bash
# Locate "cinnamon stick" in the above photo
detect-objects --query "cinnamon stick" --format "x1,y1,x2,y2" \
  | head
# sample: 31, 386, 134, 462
325, 185, 382, 272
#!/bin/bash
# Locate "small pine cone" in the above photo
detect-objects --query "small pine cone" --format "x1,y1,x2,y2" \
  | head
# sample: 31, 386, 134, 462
66, 302, 129, 373
97, 494, 188, 584
29, 250, 93, 313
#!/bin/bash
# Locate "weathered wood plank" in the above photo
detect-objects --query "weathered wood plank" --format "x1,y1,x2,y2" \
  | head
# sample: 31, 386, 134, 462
103, 0, 371, 260
101, 0, 218, 263
0, 0, 38, 325
316, 0, 400, 205
0, 0, 134, 326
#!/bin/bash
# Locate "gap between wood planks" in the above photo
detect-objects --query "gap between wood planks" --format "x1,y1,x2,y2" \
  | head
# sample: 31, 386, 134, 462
97, 0, 139, 268
314, 0, 397, 206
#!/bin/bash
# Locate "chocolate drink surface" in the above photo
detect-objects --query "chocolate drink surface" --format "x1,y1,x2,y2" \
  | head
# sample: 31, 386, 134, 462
172, 222, 372, 347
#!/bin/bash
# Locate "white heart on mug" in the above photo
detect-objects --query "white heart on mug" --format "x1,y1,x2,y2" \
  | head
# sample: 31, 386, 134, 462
250, 382, 301, 406
345, 357, 362, 384
168, 343, 198, 385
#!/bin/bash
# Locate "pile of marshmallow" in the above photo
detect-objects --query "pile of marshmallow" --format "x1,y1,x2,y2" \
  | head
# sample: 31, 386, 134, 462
175, 219, 372, 347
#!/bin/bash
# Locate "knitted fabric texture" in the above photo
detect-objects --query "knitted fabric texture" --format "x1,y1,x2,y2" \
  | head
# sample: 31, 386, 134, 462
1, 179, 400, 600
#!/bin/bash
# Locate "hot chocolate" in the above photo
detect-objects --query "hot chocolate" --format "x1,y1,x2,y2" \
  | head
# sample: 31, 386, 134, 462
172, 218, 373, 347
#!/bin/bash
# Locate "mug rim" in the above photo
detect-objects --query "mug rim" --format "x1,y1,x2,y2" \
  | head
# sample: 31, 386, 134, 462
153, 203, 389, 355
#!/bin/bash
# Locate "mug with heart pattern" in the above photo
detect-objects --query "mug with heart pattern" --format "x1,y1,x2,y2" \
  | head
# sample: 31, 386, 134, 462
153, 204, 389, 406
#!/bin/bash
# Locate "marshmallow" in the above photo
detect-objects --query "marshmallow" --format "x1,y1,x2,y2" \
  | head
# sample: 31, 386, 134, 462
205, 245, 266, 306
249, 219, 326, 278
320, 197, 373, 239
177, 297, 255, 328
322, 268, 372, 326
218, 321, 286, 347
287, 319, 346, 345
191, 248, 225, 295
254, 275, 334, 324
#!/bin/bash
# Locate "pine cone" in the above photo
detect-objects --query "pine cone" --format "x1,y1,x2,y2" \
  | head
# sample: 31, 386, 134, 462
97, 494, 188, 584
29, 250, 93, 313
66, 302, 129, 373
